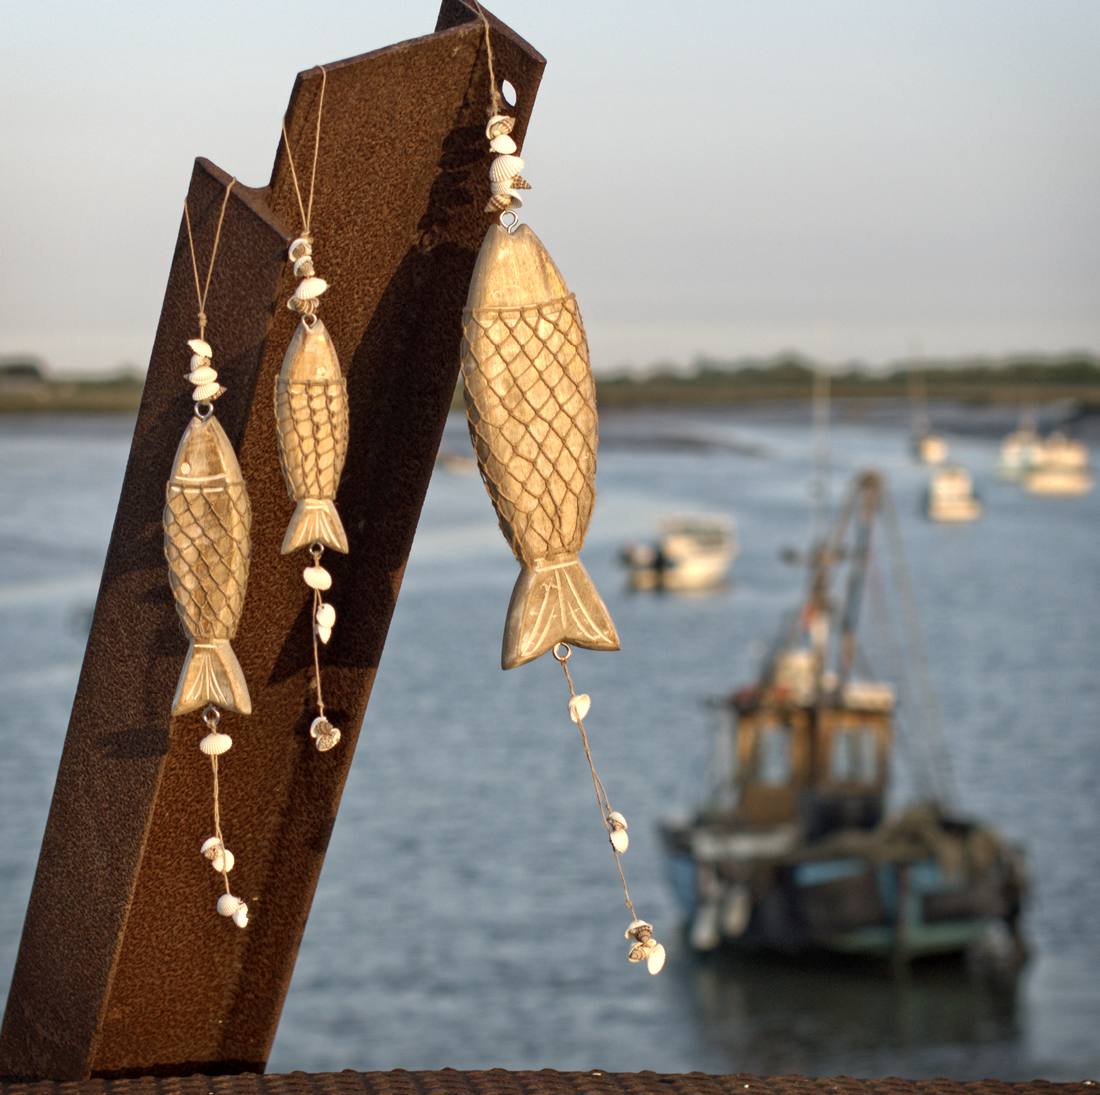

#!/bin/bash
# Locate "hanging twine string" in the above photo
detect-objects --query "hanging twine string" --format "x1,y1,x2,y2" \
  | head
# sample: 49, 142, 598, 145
473, 1, 504, 118
310, 544, 327, 718
554, 645, 640, 921
183, 179, 236, 339
281, 65, 328, 236
204, 707, 232, 898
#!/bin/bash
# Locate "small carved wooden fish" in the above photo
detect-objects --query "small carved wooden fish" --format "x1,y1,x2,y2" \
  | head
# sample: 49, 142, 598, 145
274, 317, 349, 554
163, 415, 252, 716
462, 223, 619, 669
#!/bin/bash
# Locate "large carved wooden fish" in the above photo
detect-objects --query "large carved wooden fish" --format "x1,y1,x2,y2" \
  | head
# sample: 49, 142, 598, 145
163, 414, 252, 716
274, 317, 349, 555
462, 223, 619, 669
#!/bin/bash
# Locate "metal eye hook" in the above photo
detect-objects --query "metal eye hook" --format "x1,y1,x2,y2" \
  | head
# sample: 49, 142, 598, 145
195, 401, 215, 421
499, 209, 520, 233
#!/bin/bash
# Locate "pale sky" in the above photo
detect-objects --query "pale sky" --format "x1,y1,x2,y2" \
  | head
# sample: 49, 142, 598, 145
1, 0, 1098, 375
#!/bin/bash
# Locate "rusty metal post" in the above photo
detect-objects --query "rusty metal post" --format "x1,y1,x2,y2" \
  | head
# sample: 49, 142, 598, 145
0, 3, 543, 1081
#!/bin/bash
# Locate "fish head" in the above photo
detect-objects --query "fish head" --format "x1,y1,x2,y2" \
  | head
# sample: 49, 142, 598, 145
169, 415, 243, 486
465, 223, 570, 311
280, 317, 342, 384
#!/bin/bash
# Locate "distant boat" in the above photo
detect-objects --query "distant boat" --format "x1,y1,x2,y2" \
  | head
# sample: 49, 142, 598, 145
998, 427, 1042, 481
925, 465, 982, 523
912, 432, 948, 466
1023, 433, 1093, 496
907, 372, 948, 465
660, 471, 1028, 965
621, 515, 737, 592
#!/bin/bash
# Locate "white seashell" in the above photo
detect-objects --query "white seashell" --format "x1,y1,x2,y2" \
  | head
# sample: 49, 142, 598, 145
489, 155, 525, 183
309, 715, 342, 752
303, 564, 332, 590
232, 902, 249, 928
568, 693, 591, 723
190, 352, 212, 371
610, 829, 630, 854
201, 836, 223, 859
212, 848, 235, 873
192, 381, 223, 402
608, 811, 628, 831
317, 624, 332, 645
315, 602, 336, 629
293, 276, 329, 302
199, 731, 233, 756
187, 366, 218, 385
485, 114, 515, 139
646, 943, 667, 975
187, 338, 212, 358
490, 134, 518, 155
293, 255, 315, 278
288, 236, 312, 262
625, 918, 653, 941
216, 893, 241, 917
627, 941, 646, 963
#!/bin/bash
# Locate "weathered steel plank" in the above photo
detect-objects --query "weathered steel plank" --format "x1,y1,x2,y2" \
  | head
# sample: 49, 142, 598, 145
0, 2, 544, 1080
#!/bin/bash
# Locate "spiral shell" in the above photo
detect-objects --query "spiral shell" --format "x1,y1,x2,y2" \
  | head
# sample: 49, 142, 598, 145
288, 237, 312, 262
485, 114, 515, 140
625, 919, 653, 941
190, 352, 212, 371
489, 155, 525, 183
293, 255, 316, 278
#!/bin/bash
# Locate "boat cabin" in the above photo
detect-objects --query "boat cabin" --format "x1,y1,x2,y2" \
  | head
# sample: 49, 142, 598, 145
726, 676, 894, 840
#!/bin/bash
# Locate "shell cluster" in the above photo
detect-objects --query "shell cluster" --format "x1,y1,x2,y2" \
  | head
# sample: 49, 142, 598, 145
625, 919, 666, 976
607, 810, 629, 854
186, 337, 226, 405
217, 892, 250, 929
310, 714, 341, 752
484, 114, 531, 214
286, 237, 329, 316
304, 556, 341, 750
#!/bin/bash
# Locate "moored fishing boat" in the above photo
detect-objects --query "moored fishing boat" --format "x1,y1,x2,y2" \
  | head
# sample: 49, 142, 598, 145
660, 471, 1027, 965
621, 514, 737, 592
925, 464, 982, 522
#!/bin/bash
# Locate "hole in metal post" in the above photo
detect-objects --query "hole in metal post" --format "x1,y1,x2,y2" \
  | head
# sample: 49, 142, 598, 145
501, 79, 517, 106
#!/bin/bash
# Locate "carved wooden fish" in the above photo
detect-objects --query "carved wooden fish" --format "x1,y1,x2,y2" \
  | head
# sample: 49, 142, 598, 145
163, 414, 252, 716
462, 223, 619, 669
274, 317, 349, 554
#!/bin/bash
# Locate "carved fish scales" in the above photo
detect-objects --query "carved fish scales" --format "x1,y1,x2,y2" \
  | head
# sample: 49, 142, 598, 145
274, 317, 349, 554
462, 223, 619, 669
163, 415, 252, 716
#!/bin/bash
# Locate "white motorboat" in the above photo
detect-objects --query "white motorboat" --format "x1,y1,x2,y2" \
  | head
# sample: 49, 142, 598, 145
621, 515, 737, 592
925, 464, 982, 522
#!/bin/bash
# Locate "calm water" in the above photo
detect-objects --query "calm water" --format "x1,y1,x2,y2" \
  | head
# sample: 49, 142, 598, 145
0, 406, 1097, 1081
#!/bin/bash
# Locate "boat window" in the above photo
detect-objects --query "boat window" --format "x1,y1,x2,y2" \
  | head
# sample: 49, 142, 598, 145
753, 724, 791, 786
830, 727, 878, 785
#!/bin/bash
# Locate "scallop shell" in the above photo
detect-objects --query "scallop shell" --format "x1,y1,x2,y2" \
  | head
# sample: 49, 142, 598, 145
309, 715, 342, 752
490, 134, 518, 155
187, 338, 212, 358
610, 829, 630, 854
216, 893, 241, 917
568, 693, 591, 723
489, 155, 525, 183
211, 847, 235, 873
187, 366, 218, 385
315, 602, 336, 629
293, 276, 329, 302
199, 731, 233, 756
304, 564, 332, 591
485, 114, 515, 139
232, 903, 249, 928
288, 236, 312, 262
646, 943, 667, 975
192, 381, 223, 402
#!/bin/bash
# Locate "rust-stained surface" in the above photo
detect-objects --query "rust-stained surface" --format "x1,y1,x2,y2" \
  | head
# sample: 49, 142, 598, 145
0, 1071, 1092, 1095
0, 1, 544, 1082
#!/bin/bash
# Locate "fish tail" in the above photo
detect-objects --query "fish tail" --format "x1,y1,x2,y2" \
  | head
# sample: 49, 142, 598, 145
502, 555, 620, 670
281, 498, 349, 554
172, 640, 252, 717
